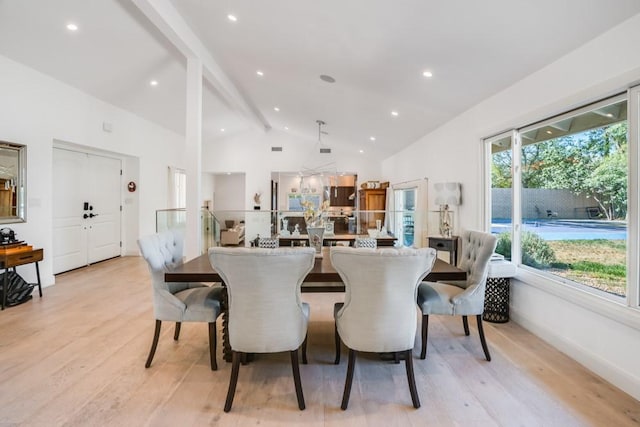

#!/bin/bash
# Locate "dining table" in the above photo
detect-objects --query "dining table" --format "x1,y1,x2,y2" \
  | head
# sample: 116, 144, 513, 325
165, 247, 467, 361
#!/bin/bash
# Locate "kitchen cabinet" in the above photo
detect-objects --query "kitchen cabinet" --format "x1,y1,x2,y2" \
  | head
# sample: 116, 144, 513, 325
329, 186, 355, 207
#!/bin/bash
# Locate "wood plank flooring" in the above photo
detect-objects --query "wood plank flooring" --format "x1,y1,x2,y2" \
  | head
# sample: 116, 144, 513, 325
1, 256, 639, 426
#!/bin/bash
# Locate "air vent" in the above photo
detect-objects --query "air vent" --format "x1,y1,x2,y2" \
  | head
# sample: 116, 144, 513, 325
319, 148, 331, 154
271, 146, 283, 152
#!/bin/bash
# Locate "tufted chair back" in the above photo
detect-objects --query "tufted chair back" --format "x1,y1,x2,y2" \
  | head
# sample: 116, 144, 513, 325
138, 229, 195, 319
458, 230, 498, 291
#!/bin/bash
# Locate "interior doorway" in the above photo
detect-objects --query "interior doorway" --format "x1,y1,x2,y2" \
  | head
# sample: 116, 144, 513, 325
52, 148, 122, 274
394, 187, 417, 247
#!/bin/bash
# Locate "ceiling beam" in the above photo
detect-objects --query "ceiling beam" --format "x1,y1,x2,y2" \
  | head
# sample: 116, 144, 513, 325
131, 0, 269, 132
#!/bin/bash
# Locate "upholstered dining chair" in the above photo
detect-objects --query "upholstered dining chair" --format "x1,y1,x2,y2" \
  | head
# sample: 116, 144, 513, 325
257, 237, 278, 248
138, 229, 223, 371
208, 247, 315, 412
354, 236, 377, 248
417, 230, 497, 361
330, 246, 437, 409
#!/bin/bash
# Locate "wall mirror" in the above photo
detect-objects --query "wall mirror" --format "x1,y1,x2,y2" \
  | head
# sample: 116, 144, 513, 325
0, 141, 26, 223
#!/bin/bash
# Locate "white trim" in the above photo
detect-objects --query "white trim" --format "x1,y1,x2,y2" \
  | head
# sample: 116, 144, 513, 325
518, 93, 627, 134
515, 268, 640, 331
511, 304, 640, 401
628, 85, 640, 308
511, 131, 522, 265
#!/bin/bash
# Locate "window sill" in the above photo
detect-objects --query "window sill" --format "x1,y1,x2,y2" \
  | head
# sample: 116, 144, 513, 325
515, 266, 640, 331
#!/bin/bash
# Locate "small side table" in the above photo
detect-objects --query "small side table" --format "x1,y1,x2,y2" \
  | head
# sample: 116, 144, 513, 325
483, 260, 517, 323
0, 248, 43, 310
428, 236, 458, 265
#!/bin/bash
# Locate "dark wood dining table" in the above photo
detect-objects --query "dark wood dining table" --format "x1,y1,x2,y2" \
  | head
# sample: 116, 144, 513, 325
165, 247, 466, 361
165, 247, 466, 292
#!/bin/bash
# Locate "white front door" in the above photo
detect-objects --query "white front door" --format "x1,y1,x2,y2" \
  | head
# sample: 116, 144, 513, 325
53, 148, 122, 274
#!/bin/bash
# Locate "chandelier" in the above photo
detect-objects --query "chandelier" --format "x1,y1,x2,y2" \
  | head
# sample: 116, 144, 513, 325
299, 119, 337, 200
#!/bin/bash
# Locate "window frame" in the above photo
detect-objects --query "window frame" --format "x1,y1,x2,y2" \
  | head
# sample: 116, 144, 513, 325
484, 91, 637, 311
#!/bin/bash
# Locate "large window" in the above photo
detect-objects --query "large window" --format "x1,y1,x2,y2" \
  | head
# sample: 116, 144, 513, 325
486, 95, 629, 298
487, 132, 514, 260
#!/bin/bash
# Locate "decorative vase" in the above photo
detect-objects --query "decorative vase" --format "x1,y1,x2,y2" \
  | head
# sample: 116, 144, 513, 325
307, 226, 324, 254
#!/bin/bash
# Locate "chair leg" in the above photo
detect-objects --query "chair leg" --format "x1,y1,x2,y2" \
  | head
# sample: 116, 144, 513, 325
476, 315, 492, 361
174, 322, 181, 340
290, 349, 306, 410
334, 324, 341, 364
145, 320, 162, 368
462, 315, 470, 336
404, 349, 421, 409
224, 351, 242, 412
341, 349, 356, 410
301, 334, 308, 365
394, 352, 400, 364
208, 322, 217, 371
420, 314, 429, 359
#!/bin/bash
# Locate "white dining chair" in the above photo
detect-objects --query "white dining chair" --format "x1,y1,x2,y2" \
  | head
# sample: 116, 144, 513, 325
330, 246, 437, 409
208, 246, 315, 412
417, 230, 497, 361
138, 229, 223, 371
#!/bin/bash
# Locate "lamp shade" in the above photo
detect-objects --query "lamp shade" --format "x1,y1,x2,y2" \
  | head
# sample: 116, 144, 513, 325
433, 182, 461, 206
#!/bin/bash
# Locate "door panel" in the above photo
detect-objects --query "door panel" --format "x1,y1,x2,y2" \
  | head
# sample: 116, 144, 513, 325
53, 148, 121, 274
53, 149, 89, 273
87, 154, 121, 263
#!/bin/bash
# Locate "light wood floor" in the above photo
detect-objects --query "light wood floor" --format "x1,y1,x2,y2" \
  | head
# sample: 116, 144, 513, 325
1, 256, 639, 426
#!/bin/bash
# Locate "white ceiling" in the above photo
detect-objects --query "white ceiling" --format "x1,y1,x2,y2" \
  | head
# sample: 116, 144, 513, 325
1, 0, 639, 160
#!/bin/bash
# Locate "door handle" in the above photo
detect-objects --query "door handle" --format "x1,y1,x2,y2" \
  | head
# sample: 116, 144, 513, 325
83, 213, 89, 219
89, 213, 98, 218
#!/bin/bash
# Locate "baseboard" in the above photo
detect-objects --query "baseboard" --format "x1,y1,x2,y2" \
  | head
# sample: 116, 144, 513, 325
511, 308, 640, 401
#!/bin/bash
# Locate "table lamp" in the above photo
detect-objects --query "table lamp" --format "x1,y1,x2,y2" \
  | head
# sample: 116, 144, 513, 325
433, 182, 461, 237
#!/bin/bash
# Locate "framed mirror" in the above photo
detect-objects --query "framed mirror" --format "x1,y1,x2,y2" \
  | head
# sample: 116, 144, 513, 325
0, 141, 26, 223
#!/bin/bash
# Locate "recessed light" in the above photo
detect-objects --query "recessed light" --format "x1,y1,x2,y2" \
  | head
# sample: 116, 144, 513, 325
320, 74, 336, 83
606, 113, 613, 117
359, 149, 364, 153
391, 111, 399, 117
546, 130, 553, 134
422, 70, 433, 78
256, 70, 264, 76
149, 80, 158, 86
66, 23, 78, 31
227, 14, 237, 22
226, 172, 231, 175
284, 126, 289, 130
220, 128, 225, 132
274, 107, 280, 112
369, 136, 376, 141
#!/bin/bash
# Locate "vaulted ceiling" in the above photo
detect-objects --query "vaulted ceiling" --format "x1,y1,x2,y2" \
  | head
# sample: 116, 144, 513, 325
1, 0, 639, 161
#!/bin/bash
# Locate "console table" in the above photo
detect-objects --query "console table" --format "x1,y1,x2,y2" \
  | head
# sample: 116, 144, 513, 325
0, 248, 43, 310
428, 236, 459, 265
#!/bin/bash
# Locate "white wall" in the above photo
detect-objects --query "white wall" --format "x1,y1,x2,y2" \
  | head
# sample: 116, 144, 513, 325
213, 173, 245, 211
201, 172, 215, 209
382, 14, 640, 399
0, 54, 186, 285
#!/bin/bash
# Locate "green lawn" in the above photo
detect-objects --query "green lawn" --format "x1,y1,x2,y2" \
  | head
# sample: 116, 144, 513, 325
545, 239, 626, 296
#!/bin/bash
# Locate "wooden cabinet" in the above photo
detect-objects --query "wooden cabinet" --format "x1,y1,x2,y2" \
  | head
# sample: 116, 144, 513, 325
358, 189, 387, 231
